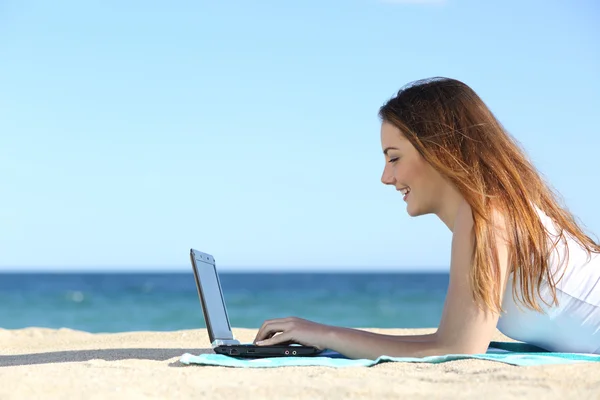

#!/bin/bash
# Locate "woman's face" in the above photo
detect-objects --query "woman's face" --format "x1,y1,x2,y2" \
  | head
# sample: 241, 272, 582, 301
380, 121, 451, 218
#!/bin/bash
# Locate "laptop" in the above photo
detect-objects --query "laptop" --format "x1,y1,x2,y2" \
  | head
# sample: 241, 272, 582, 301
189, 248, 323, 358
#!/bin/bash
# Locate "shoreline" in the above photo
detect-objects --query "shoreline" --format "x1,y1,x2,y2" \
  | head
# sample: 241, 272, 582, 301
1, 327, 598, 399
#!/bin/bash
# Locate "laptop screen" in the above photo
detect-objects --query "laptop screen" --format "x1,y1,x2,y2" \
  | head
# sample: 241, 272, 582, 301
190, 249, 234, 342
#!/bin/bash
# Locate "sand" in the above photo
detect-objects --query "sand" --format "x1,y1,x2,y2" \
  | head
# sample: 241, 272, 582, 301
1, 327, 598, 399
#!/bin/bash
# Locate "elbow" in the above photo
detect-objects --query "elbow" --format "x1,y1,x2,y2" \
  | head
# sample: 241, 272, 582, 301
441, 341, 490, 356
434, 335, 489, 355
448, 346, 487, 355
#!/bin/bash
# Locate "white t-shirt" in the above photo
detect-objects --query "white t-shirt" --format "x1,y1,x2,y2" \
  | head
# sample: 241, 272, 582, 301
496, 206, 600, 354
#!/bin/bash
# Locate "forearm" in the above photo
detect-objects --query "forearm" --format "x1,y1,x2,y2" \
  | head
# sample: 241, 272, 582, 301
322, 327, 449, 360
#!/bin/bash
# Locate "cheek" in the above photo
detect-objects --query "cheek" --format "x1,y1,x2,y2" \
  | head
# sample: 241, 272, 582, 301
393, 162, 410, 179
411, 158, 433, 184
395, 162, 416, 185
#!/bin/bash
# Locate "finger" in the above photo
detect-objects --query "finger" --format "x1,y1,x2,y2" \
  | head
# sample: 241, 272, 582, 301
254, 318, 293, 343
253, 320, 276, 343
254, 321, 286, 343
253, 319, 275, 343
253, 331, 277, 345
256, 331, 292, 346
253, 317, 296, 343
254, 322, 289, 343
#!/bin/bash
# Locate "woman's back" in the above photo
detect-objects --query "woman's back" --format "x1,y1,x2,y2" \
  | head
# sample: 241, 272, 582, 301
497, 206, 600, 354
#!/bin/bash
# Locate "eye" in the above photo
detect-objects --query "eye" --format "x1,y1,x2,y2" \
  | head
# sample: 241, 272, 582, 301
388, 157, 399, 164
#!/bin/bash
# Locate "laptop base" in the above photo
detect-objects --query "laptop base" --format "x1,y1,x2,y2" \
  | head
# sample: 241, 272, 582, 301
215, 344, 323, 358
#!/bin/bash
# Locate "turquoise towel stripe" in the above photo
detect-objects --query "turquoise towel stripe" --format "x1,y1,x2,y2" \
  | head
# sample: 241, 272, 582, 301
179, 341, 600, 368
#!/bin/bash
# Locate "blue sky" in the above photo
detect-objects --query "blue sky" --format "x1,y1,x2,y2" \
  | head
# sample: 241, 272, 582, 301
1, 0, 598, 272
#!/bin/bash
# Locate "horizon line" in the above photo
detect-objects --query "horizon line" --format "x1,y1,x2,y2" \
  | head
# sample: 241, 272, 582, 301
0, 267, 449, 274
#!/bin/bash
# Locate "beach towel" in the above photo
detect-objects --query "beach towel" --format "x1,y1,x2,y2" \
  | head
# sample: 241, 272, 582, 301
179, 341, 600, 368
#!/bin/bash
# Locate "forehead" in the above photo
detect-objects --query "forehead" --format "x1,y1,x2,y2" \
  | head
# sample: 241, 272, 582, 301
380, 121, 408, 147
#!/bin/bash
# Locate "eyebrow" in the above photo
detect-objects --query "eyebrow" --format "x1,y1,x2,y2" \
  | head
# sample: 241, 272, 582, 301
383, 146, 400, 155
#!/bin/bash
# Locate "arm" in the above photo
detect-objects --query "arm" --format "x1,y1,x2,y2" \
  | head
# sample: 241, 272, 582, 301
255, 202, 511, 360
320, 204, 511, 359
318, 328, 440, 359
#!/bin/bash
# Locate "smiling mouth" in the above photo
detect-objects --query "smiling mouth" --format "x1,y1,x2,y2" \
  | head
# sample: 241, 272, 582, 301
397, 187, 411, 201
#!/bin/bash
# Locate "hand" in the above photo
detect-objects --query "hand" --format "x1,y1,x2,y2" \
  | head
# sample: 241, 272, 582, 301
253, 317, 332, 350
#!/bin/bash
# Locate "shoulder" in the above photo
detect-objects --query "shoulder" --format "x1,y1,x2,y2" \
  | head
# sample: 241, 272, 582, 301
451, 201, 513, 280
453, 200, 509, 238
454, 201, 511, 243
452, 199, 474, 236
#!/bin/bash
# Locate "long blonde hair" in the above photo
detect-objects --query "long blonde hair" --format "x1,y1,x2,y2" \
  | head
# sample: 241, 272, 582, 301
379, 77, 600, 313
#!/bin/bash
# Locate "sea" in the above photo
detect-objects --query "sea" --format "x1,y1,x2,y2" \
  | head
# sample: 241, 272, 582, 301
0, 272, 449, 333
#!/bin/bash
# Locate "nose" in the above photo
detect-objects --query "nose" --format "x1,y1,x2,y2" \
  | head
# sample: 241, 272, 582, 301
381, 164, 395, 186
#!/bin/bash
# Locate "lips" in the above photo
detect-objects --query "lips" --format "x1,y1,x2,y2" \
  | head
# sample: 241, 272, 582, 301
397, 186, 411, 201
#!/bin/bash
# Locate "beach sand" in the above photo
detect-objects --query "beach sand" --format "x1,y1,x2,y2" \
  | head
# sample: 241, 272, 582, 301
1, 327, 598, 399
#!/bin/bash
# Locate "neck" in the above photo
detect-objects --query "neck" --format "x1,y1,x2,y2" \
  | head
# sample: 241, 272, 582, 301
435, 185, 465, 231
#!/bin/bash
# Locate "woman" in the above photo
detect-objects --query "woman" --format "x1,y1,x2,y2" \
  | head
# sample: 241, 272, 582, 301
253, 77, 600, 359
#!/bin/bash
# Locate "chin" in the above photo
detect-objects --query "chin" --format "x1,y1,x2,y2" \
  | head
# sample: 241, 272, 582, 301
406, 202, 425, 218
406, 205, 419, 217
407, 210, 421, 217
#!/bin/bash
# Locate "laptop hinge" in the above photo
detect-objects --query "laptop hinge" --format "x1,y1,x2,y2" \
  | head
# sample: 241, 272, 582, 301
212, 339, 241, 348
